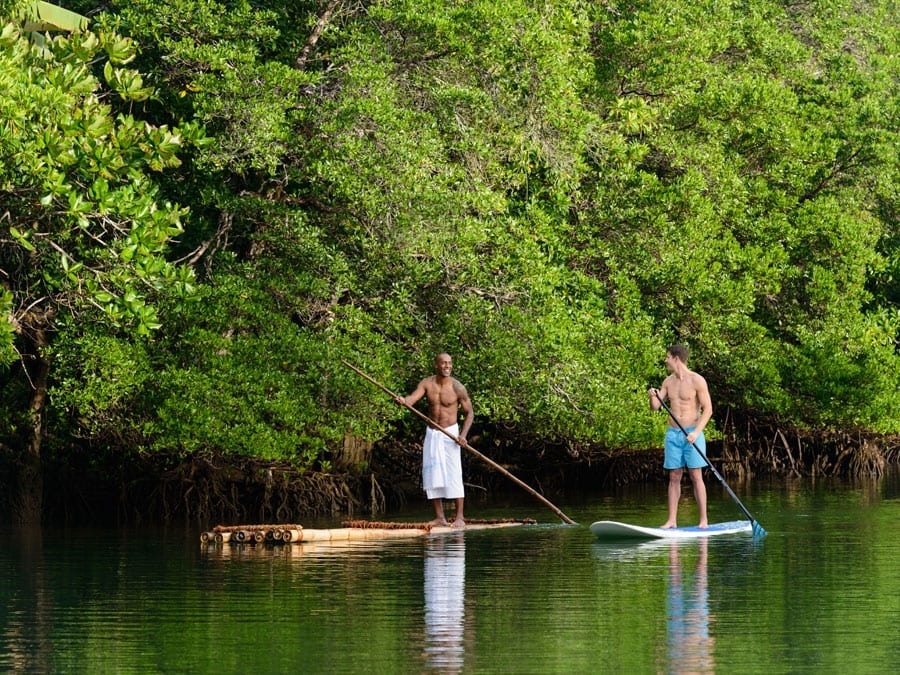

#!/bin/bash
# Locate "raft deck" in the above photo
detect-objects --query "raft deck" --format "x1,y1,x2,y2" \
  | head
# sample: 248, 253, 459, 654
200, 518, 537, 545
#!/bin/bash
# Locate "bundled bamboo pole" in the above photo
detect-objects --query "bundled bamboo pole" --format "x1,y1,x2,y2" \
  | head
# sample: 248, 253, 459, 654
199, 519, 536, 545
281, 528, 303, 543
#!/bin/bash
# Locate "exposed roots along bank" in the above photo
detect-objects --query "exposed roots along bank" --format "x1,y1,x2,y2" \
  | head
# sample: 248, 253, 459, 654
724, 428, 897, 479
144, 458, 389, 525
35, 427, 900, 525
168, 433, 899, 523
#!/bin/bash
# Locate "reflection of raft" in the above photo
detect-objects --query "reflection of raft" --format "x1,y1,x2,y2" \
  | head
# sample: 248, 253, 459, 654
199, 518, 536, 545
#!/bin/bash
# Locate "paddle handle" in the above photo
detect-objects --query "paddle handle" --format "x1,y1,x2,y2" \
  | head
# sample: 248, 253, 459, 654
342, 360, 577, 525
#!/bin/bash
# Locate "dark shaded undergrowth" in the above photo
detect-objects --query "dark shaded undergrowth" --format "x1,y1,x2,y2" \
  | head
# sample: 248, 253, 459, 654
14, 422, 899, 528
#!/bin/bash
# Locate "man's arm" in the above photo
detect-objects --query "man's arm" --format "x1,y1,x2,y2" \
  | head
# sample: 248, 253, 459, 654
397, 378, 429, 407
687, 374, 713, 442
455, 381, 473, 442
648, 381, 668, 411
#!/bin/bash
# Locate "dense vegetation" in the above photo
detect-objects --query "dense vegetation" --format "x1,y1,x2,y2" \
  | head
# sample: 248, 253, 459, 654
1, 0, 898, 523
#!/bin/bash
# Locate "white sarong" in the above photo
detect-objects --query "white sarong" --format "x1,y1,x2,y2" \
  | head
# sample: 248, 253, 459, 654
422, 424, 464, 500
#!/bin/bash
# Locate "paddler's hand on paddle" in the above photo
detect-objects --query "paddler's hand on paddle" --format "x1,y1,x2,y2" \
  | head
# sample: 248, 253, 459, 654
647, 387, 661, 411
394, 395, 406, 407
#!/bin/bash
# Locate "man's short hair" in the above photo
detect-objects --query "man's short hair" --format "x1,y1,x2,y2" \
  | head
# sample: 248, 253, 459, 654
667, 344, 689, 363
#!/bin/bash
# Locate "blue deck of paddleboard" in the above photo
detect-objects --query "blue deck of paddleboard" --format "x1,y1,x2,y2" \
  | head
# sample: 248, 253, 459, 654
590, 520, 752, 540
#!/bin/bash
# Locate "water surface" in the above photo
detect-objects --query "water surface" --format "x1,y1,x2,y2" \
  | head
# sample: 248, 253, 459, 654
3, 471, 899, 673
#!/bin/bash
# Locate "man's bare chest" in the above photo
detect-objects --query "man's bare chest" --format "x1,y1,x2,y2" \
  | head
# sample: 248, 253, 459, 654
426, 380, 459, 408
667, 380, 698, 406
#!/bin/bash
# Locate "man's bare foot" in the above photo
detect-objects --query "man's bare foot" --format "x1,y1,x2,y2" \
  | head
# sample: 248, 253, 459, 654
698, 522, 709, 529
429, 518, 449, 527
660, 522, 677, 529
450, 518, 465, 528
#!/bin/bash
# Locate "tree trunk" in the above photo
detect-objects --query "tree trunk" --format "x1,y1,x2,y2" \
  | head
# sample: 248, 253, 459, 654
12, 335, 50, 526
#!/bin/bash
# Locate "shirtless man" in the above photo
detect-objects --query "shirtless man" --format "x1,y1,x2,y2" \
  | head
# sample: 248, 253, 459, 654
397, 353, 473, 527
648, 344, 712, 529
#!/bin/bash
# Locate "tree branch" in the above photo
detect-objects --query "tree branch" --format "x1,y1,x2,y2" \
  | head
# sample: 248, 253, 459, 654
295, 0, 340, 71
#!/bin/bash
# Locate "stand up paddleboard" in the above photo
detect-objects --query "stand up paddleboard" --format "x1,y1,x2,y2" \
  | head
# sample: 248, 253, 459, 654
590, 520, 752, 540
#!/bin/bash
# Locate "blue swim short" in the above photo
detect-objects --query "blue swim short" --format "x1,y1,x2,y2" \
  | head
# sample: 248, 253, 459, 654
664, 426, 708, 470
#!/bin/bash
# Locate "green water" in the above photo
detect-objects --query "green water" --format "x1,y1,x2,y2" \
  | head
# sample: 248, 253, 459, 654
3, 471, 900, 674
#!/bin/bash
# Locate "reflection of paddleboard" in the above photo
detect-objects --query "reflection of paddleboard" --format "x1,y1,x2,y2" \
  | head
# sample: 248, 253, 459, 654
590, 520, 752, 540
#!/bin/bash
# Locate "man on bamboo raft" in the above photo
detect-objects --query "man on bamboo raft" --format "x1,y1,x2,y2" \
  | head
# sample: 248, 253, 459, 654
397, 353, 473, 528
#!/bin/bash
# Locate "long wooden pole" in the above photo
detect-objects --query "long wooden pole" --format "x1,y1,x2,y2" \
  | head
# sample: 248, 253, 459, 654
342, 360, 577, 525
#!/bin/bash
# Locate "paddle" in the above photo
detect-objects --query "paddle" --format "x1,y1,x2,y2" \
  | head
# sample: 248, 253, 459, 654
342, 360, 577, 525
654, 392, 766, 537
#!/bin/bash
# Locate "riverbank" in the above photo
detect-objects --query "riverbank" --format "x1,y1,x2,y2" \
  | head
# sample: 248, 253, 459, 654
20, 425, 899, 526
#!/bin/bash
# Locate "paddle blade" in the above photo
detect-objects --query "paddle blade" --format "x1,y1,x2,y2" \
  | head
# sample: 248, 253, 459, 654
751, 521, 767, 538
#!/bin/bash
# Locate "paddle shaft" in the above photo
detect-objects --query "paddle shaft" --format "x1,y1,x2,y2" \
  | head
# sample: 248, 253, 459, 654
654, 392, 762, 528
342, 360, 577, 525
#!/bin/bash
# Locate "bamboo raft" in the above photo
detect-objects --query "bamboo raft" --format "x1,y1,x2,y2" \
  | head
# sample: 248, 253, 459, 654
199, 518, 537, 545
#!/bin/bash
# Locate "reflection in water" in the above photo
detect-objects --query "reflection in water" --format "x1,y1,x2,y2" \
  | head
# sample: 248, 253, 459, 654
667, 539, 715, 673
423, 533, 466, 673
3, 527, 51, 674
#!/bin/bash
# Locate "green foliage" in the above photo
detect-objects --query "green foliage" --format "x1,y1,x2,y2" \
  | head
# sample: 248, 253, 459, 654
575, 0, 900, 430
10, 1, 88, 33
93, 0, 318, 175
129, 0, 896, 450
48, 327, 153, 441
0, 290, 15, 364
0, 7, 206, 487
136, 271, 407, 465
6, 0, 899, 478
0, 17, 204, 358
